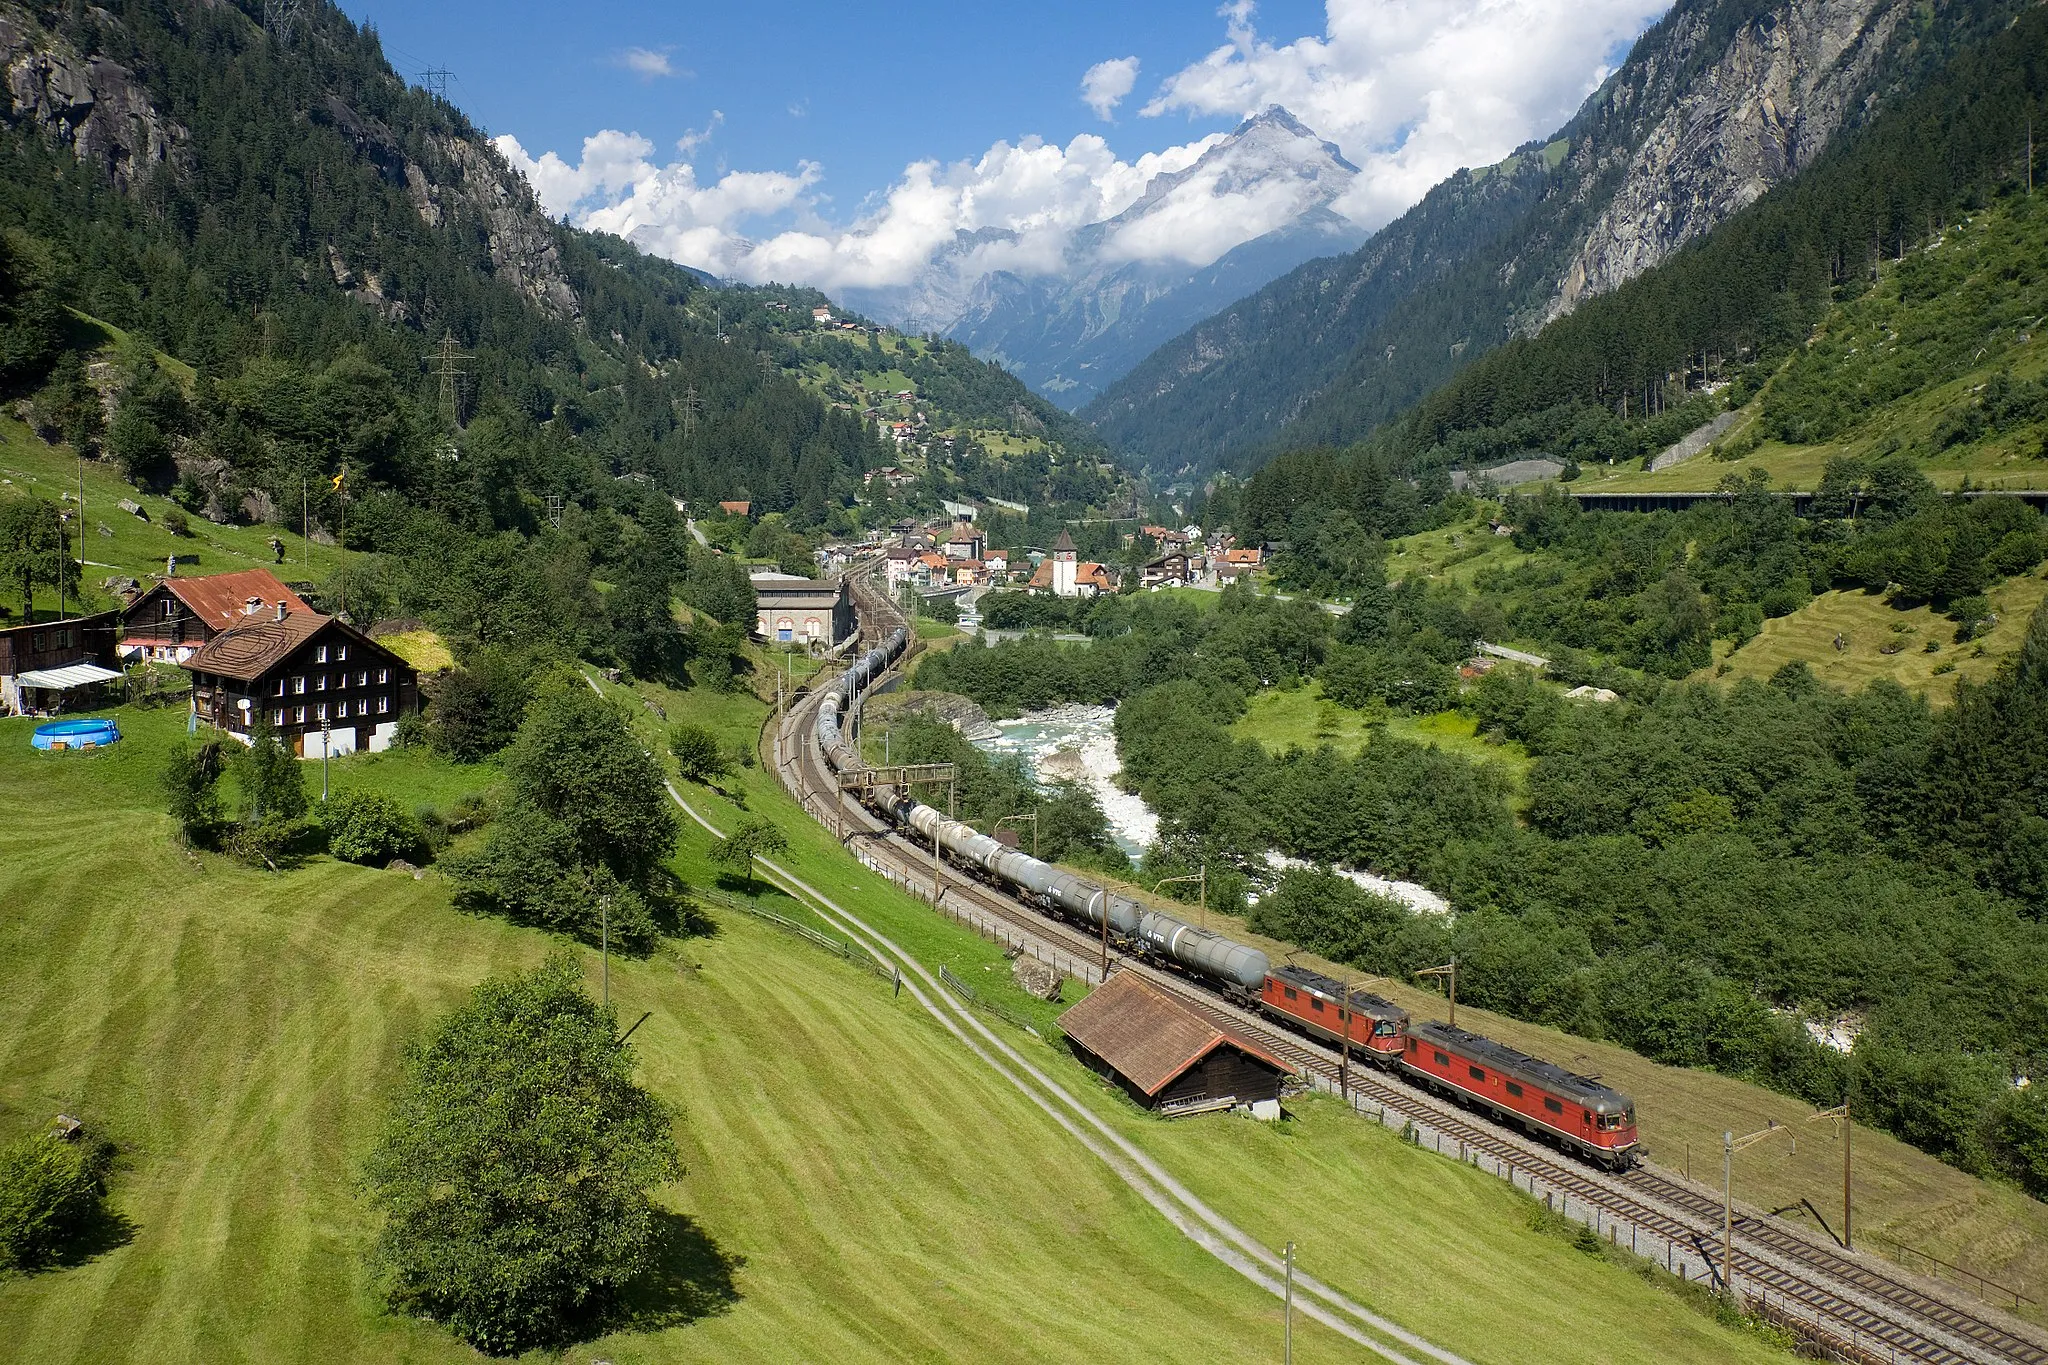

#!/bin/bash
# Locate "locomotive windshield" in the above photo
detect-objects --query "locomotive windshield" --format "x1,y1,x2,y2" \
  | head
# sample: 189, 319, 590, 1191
1373, 1020, 1399, 1036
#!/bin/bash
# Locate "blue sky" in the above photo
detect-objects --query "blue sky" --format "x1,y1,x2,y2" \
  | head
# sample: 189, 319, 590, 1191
345, 1, 1325, 216
342, 0, 1668, 294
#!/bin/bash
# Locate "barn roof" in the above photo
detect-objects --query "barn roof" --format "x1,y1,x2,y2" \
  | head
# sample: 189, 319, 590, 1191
152, 569, 312, 630
1059, 971, 1291, 1097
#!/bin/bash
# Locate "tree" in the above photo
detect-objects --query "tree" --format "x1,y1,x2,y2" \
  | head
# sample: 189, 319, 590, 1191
160, 739, 224, 845
669, 722, 730, 784
709, 818, 789, 892
422, 648, 533, 762
229, 713, 308, 828
500, 684, 677, 881
607, 546, 685, 684
0, 495, 71, 621
0, 1132, 114, 1271
363, 954, 682, 1353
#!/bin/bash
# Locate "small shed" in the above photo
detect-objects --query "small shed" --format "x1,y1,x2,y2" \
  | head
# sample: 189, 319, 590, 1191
1060, 971, 1292, 1115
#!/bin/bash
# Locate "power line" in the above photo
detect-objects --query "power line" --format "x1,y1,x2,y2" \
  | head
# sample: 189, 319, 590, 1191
262, 0, 305, 45
434, 331, 474, 431
420, 66, 451, 100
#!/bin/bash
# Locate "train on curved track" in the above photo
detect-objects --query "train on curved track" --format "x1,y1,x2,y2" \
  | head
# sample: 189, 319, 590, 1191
816, 626, 1640, 1170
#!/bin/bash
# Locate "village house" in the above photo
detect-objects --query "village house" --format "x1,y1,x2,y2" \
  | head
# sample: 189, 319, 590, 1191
1217, 547, 1264, 582
884, 544, 922, 591
0, 610, 121, 716
943, 523, 985, 561
1140, 551, 1193, 587
811, 306, 832, 324
183, 603, 419, 757
118, 567, 314, 664
717, 500, 753, 518
753, 575, 855, 647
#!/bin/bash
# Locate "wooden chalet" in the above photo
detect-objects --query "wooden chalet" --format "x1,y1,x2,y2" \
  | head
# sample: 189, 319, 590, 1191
0, 611, 121, 716
182, 604, 419, 757
1060, 971, 1292, 1115
118, 568, 314, 663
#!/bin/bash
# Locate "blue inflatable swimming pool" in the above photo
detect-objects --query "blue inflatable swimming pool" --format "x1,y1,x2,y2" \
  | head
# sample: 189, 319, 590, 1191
31, 717, 121, 750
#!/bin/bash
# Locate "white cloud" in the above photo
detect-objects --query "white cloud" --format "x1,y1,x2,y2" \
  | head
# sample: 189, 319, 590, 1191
676, 110, 723, 157
1144, 0, 1666, 227
499, 0, 1667, 303
1080, 56, 1140, 120
500, 125, 1220, 292
617, 46, 679, 79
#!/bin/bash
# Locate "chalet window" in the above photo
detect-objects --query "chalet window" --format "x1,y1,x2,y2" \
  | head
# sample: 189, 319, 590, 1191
1543, 1098, 1564, 1115
316, 702, 328, 722
273, 678, 285, 696
1506, 1081, 1523, 1098
356, 670, 367, 687
336, 644, 347, 661
315, 645, 328, 663
161, 600, 176, 617
31, 632, 43, 649
316, 674, 327, 691
272, 708, 285, 726
294, 706, 306, 724
376, 667, 388, 685
1468, 1066, 1487, 1083
376, 695, 389, 714
292, 676, 305, 695
1433, 1051, 1450, 1066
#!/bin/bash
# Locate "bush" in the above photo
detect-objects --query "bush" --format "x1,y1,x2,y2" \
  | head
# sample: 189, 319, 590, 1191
0, 1133, 113, 1270
321, 790, 423, 865
363, 955, 682, 1352
669, 722, 730, 784
161, 507, 189, 537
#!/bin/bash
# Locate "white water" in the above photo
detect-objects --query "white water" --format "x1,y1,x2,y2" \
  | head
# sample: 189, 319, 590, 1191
974, 703, 1158, 860
1256, 850, 1451, 919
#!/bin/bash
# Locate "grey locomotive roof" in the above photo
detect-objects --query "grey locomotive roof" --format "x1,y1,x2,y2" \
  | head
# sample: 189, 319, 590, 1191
1411, 1020, 1633, 1114
1271, 965, 1407, 1021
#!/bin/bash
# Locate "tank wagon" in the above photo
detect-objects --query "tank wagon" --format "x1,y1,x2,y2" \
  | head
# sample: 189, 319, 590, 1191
811, 624, 1639, 1169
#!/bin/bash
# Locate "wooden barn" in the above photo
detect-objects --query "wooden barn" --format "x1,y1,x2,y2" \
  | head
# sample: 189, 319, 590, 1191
1059, 971, 1292, 1115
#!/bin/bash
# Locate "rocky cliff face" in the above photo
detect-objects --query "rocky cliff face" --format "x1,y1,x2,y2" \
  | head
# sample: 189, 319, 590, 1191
1546, 0, 1900, 320
1087, 0, 1985, 470
0, 2, 578, 326
0, 10, 185, 189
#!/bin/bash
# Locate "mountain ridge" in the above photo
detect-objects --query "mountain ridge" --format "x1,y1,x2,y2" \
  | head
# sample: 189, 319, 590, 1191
844, 105, 1370, 410
1084, 0, 2009, 474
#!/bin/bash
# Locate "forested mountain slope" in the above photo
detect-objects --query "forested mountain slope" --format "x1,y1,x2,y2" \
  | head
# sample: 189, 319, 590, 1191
1084, 0, 2024, 474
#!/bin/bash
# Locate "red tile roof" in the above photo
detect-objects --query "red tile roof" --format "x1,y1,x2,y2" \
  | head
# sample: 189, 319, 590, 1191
1059, 972, 1291, 1098
161, 569, 312, 631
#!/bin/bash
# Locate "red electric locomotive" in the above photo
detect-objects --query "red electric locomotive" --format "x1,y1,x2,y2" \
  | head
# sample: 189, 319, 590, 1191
1399, 1020, 1640, 1169
1259, 966, 1410, 1062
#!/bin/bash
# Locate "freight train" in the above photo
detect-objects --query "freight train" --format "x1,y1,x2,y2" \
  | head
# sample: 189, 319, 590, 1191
813, 626, 1640, 1169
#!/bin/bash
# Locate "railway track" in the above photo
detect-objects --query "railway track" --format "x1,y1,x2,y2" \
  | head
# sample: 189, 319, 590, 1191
781, 581, 2047, 1365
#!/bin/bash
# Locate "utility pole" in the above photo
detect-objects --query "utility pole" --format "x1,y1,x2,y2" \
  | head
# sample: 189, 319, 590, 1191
1809, 1099, 1854, 1250
1338, 974, 1353, 1101
1152, 868, 1206, 930
1416, 958, 1458, 1028
320, 716, 331, 801
601, 895, 611, 1011
1094, 889, 1109, 979
1722, 1120, 1795, 1299
1283, 1241, 1295, 1365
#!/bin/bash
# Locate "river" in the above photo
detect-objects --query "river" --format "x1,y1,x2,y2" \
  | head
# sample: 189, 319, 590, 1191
972, 703, 1158, 861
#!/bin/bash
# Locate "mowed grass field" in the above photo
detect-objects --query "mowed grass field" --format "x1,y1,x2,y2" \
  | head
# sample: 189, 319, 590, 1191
1700, 571, 2048, 700
0, 695, 1796, 1364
